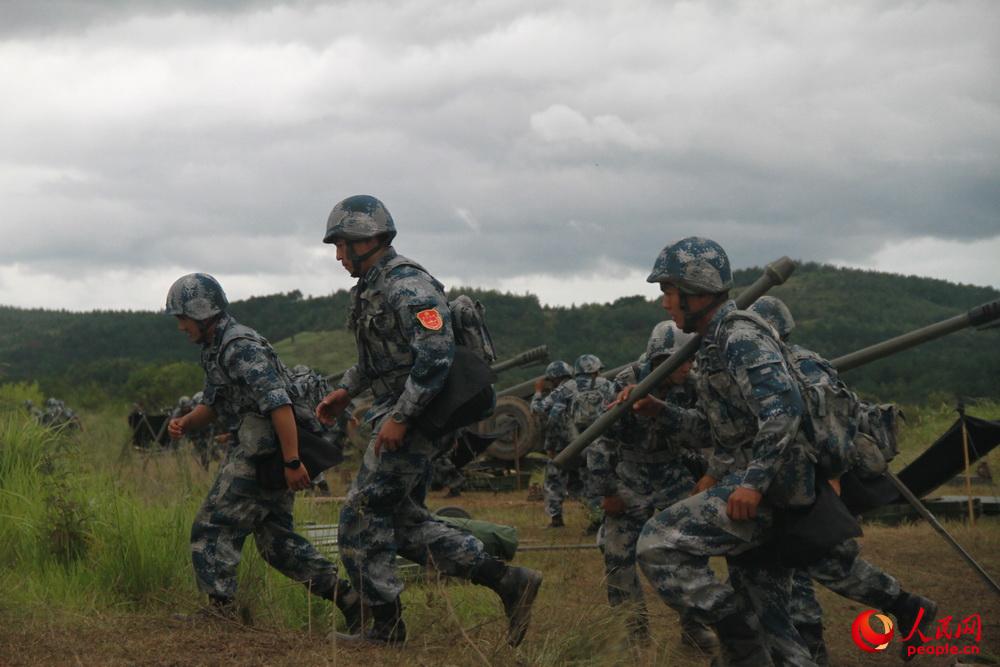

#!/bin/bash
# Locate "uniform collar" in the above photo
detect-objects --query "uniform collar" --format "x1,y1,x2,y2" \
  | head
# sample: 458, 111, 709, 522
360, 247, 398, 285
203, 313, 235, 350
703, 300, 737, 346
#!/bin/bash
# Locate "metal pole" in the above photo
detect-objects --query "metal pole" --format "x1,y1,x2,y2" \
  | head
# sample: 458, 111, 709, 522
958, 403, 976, 526
553, 256, 797, 468
886, 471, 1000, 596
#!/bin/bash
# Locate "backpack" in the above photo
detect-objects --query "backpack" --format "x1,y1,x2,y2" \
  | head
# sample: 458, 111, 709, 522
852, 402, 904, 479
568, 378, 609, 436
449, 295, 497, 365
724, 311, 859, 478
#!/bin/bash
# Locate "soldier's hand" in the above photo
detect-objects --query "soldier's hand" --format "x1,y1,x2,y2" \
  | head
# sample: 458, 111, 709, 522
316, 388, 351, 425
610, 384, 635, 406
602, 495, 626, 516
284, 465, 311, 492
168, 417, 186, 440
375, 419, 407, 455
632, 395, 665, 417
727, 487, 763, 521
534, 378, 548, 393
690, 474, 718, 496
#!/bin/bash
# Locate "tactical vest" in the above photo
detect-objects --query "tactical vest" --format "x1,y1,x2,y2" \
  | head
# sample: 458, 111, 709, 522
348, 254, 441, 400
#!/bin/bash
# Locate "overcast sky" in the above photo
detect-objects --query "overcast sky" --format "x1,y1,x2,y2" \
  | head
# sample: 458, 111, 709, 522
1, 0, 998, 311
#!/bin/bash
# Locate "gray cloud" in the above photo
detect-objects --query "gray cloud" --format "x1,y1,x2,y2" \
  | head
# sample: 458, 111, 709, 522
1, 0, 998, 310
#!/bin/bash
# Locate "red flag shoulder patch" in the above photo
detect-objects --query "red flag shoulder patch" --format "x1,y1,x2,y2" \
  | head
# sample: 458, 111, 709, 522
416, 309, 443, 331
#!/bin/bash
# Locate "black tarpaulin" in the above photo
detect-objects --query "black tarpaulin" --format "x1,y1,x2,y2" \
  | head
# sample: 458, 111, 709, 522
896, 414, 1000, 499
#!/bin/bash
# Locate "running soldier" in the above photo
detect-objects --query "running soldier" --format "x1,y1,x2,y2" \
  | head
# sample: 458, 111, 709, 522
316, 194, 542, 647
530, 360, 574, 527
590, 321, 716, 649
634, 237, 936, 666
164, 273, 360, 629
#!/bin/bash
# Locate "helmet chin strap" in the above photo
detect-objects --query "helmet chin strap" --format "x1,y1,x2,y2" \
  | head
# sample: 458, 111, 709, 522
347, 239, 384, 277
679, 293, 725, 333
195, 313, 222, 343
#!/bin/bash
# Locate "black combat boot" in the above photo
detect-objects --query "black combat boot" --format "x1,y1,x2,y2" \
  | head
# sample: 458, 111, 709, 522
322, 579, 363, 635
888, 592, 938, 662
712, 611, 775, 667
546, 514, 565, 528
337, 597, 406, 647
471, 558, 544, 647
795, 622, 829, 666
680, 612, 719, 652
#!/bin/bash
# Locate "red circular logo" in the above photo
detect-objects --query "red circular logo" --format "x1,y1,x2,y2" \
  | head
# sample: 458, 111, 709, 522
851, 609, 895, 653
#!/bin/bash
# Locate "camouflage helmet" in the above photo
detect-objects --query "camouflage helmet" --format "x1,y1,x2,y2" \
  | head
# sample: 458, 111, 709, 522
191, 391, 204, 404
178, 395, 193, 411
645, 321, 695, 362
749, 296, 795, 341
323, 195, 397, 244
544, 360, 573, 381
573, 353, 603, 375
165, 273, 229, 321
647, 236, 733, 294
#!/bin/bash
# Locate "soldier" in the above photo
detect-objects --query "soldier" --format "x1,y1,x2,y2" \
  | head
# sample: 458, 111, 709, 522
633, 237, 936, 666
590, 321, 717, 649
163, 273, 361, 630
530, 360, 574, 527
315, 194, 542, 647
538, 355, 614, 533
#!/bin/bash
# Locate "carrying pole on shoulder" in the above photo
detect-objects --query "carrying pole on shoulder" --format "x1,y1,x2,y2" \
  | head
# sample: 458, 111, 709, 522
553, 257, 797, 469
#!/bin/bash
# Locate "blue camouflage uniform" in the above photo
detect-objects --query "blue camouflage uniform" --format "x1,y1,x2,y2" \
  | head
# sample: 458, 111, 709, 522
190, 314, 343, 602
590, 360, 711, 642
536, 375, 613, 523
635, 301, 816, 666
336, 248, 494, 607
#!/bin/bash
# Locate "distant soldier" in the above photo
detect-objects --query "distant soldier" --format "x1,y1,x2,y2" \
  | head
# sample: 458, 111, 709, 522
530, 360, 574, 527
590, 321, 717, 649
634, 237, 937, 666
316, 194, 542, 647
163, 272, 360, 629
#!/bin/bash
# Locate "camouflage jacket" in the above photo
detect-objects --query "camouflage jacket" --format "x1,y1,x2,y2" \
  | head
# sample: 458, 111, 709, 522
589, 363, 704, 497
338, 248, 454, 423
657, 300, 804, 495
199, 315, 294, 435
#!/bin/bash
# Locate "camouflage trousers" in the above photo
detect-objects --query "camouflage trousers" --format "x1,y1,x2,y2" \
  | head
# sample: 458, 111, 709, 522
543, 461, 602, 519
190, 446, 340, 600
636, 479, 814, 665
603, 462, 694, 609
432, 456, 465, 491
339, 422, 490, 606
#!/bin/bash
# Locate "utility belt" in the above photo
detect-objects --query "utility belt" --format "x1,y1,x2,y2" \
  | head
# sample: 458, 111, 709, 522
620, 448, 676, 464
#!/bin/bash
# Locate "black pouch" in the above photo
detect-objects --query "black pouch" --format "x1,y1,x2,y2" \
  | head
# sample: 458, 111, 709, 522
415, 346, 497, 439
773, 478, 863, 568
256, 425, 344, 491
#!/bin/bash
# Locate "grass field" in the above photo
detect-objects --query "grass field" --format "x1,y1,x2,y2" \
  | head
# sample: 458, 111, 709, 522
1, 397, 998, 666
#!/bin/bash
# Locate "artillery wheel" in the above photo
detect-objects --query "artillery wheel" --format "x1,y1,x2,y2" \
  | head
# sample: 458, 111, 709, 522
345, 396, 375, 453
477, 395, 539, 461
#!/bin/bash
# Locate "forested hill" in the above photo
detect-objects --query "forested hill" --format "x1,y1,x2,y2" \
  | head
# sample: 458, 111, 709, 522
1, 263, 997, 405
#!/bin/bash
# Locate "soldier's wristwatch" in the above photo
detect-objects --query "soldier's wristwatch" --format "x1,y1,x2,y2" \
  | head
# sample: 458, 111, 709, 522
390, 410, 408, 425
283, 458, 302, 470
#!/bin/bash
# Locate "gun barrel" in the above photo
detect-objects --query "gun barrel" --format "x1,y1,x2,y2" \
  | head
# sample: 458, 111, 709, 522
491, 345, 549, 374
832, 299, 1000, 373
554, 256, 797, 468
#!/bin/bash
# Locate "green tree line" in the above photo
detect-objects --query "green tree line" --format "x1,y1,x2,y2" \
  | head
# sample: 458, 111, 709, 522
1, 264, 997, 406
